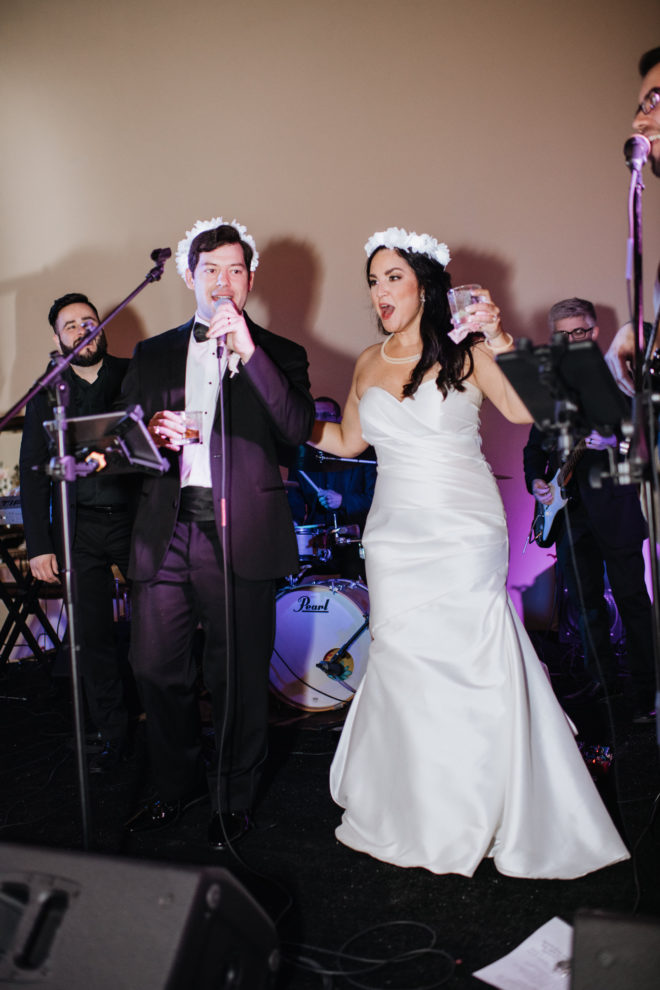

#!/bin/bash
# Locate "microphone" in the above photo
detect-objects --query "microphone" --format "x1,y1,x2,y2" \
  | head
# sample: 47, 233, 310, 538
624, 134, 651, 172
150, 247, 171, 264
193, 296, 234, 342
213, 295, 234, 311
213, 295, 235, 360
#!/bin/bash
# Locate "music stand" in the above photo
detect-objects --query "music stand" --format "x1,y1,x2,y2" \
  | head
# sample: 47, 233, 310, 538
496, 336, 630, 444
43, 405, 168, 476
497, 336, 660, 756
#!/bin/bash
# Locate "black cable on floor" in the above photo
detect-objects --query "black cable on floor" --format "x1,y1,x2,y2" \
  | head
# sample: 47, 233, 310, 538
282, 920, 456, 989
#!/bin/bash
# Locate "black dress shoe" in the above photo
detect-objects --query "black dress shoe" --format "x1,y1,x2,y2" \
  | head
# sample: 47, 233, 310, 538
125, 788, 208, 833
632, 706, 656, 725
88, 739, 124, 774
208, 810, 252, 850
67, 731, 105, 753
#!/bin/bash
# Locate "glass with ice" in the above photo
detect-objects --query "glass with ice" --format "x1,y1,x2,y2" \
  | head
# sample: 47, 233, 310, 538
178, 410, 203, 445
447, 284, 489, 342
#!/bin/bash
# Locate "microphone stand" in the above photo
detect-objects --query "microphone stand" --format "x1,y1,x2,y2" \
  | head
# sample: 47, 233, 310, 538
0, 249, 171, 432
624, 156, 660, 745
0, 248, 170, 850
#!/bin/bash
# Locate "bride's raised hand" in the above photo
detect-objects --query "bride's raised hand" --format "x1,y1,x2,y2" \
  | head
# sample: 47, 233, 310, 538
465, 290, 512, 353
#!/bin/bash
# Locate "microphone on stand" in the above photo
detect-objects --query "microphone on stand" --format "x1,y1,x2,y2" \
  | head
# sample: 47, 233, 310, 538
194, 295, 235, 343
213, 295, 235, 362
317, 655, 348, 679
150, 247, 172, 264
624, 134, 651, 172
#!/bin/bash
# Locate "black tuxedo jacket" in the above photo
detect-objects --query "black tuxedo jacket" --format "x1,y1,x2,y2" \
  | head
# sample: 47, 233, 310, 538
121, 315, 314, 582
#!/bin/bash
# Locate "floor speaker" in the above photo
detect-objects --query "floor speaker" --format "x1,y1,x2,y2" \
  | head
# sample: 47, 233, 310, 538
571, 909, 660, 989
0, 843, 279, 989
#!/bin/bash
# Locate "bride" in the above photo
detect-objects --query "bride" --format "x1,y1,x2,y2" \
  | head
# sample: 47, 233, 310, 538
310, 227, 629, 878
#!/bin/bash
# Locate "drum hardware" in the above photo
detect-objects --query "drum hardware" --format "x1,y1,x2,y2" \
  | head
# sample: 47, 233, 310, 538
316, 616, 370, 686
559, 584, 626, 655
294, 444, 377, 473
294, 524, 333, 562
329, 523, 360, 545
269, 579, 370, 711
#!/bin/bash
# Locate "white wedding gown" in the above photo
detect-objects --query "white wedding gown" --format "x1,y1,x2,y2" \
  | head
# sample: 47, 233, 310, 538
329, 380, 630, 878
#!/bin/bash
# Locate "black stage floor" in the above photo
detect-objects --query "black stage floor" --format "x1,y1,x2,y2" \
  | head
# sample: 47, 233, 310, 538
1, 637, 659, 989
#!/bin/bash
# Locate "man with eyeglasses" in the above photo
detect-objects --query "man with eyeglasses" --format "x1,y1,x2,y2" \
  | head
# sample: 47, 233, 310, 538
523, 298, 655, 724
19, 293, 135, 771
606, 46, 660, 394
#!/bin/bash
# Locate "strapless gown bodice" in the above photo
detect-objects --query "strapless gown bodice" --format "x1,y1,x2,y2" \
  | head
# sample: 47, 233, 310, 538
329, 381, 629, 878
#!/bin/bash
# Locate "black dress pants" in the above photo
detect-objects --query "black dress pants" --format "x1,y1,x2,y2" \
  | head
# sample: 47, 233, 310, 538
72, 507, 131, 743
557, 506, 655, 706
130, 518, 276, 810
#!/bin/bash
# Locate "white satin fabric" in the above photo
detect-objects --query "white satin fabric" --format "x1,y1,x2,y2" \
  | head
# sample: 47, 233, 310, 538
329, 381, 629, 878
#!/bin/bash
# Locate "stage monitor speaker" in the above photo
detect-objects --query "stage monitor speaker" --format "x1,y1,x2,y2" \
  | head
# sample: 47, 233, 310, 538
0, 843, 279, 989
571, 908, 660, 989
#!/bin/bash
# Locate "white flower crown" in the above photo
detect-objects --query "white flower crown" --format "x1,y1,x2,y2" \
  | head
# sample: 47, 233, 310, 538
175, 216, 259, 280
364, 227, 450, 268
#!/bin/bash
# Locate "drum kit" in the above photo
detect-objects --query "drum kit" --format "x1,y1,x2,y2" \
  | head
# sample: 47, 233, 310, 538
269, 446, 374, 712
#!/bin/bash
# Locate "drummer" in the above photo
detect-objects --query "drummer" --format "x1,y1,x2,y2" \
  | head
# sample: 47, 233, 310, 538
287, 396, 377, 543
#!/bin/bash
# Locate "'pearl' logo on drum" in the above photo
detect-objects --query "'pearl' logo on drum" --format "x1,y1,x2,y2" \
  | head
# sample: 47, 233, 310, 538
293, 595, 330, 613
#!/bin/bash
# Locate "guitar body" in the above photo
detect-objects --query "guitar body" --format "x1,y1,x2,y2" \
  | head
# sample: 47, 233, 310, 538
529, 438, 586, 549
531, 470, 568, 547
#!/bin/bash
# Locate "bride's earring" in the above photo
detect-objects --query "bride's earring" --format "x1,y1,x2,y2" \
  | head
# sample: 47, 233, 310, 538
420, 291, 426, 305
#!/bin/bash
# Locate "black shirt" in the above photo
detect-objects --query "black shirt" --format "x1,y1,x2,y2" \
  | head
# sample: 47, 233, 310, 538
67, 356, 130, 508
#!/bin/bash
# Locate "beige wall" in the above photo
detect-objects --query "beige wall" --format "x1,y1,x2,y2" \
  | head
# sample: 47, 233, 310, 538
2, 0, 659, 615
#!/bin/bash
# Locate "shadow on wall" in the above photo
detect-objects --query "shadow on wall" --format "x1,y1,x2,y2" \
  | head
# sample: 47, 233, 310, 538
448, 247, 530, 337
101, 304, 148, 360
450, 248, 623, 349
0, 247, 152, 410
251, 236, 356, 402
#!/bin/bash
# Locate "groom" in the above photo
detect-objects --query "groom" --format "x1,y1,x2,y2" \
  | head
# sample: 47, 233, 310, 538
123, 217, 314, 846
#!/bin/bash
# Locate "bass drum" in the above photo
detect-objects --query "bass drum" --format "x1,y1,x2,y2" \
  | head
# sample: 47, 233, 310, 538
269, 579, 370, 711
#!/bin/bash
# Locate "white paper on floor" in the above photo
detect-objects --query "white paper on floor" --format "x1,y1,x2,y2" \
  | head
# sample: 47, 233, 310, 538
473, 916, 572, 989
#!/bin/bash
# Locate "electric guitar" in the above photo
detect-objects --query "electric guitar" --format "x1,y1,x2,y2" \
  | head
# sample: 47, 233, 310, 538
530, 439, 587, 548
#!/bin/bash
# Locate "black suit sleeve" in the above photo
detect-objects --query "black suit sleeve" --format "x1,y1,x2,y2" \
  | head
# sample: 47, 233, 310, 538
19, 391, 55, 559
241, 327, 314, 446
523, 425, 552, 495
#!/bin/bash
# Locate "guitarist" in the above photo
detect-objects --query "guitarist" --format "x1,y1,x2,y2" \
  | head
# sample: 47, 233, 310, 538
523, 298, 655, 724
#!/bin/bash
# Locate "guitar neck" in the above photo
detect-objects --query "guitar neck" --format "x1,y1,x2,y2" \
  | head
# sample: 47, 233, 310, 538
557, 438, 587, 487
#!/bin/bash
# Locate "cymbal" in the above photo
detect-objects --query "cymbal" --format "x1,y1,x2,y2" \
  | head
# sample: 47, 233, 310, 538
293, 444, 377, 473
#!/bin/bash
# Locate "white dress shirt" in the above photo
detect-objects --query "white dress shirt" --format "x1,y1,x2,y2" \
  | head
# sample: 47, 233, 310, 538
180, 318, 227, 489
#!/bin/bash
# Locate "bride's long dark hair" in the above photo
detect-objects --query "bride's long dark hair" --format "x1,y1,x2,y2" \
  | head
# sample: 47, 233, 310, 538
366, 247, 480, 399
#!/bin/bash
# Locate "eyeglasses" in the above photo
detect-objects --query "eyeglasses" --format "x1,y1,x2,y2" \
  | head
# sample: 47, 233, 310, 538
636, 87, 660, 116
555, 326, 594, 340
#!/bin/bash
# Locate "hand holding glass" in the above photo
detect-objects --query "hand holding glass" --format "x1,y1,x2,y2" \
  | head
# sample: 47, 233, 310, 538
178, 410, 203, 445
447, 285, 490, 328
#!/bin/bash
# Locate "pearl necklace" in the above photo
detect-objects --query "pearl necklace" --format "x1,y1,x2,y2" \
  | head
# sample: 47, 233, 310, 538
380, 336, 421, 364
